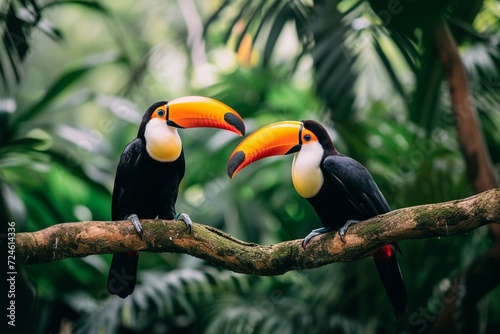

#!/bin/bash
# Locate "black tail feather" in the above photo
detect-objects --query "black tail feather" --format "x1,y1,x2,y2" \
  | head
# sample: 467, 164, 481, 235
107, 252, 139, 298
373, 248, 407, 317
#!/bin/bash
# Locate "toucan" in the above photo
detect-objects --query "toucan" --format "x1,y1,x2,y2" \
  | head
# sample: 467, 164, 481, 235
107, 96, 245, 298
227, 120, 407, 316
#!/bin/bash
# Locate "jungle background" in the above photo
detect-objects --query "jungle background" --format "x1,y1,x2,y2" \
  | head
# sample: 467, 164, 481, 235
1, 0, 500, 333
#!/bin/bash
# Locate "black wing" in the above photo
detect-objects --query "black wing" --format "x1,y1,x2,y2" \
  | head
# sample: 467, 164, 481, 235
111, 138, 144, 220
323, 154, 390, 218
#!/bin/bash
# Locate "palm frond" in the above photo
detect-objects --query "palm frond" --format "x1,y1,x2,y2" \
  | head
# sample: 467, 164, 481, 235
310, 0, 359, 120
204, 0, 414, 122
204, 268, 378, 334
74, 267, 250, 334
0, 0, 111, 96
0, 0, 62, 95
204, 0, 313, 65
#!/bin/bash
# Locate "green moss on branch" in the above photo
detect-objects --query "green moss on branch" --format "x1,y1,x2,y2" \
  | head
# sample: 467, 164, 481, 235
15, 189, 500, 276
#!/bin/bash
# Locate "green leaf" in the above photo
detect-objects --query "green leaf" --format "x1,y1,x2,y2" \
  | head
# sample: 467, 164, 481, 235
75, 268, 249, 333
34, 18, 64, 41
12, 51, 125, 127
41, 0, 110, 15
233, 0, 267, 53
202, 0, 231, 39
373, 36, 408, 101
0, 137, 46, 154
409, 44, 443, 133
263, 4, 291, 65
223, 0, 254, 45
251, 0, 284, 47
45, 150, 111, 196
311, 2, 356, 119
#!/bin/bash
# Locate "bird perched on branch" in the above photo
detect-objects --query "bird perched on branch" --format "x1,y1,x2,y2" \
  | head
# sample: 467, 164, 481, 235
227, 119, 407, 316
108, 96, 245, 298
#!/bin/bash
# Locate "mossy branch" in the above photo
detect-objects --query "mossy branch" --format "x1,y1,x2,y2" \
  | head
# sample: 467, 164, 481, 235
16, 189, 500, 275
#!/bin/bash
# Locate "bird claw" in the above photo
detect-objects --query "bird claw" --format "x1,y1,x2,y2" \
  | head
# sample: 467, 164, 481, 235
175, 213, 192, 233
301, 226, 334, 248
338, 219, 360, 243
128, 214, 143, 238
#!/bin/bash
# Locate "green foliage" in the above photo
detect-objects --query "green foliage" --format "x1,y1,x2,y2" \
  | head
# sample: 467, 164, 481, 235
1, 0, 500, 333
74, 267, 251, 334
0, 0, 110, 95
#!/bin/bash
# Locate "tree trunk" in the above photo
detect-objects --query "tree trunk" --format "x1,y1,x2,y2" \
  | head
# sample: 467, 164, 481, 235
429, 17, 500, 334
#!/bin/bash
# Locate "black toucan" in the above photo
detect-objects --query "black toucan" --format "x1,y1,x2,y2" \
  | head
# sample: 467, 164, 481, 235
108, 96, 245, 298
227, 120, 407, 316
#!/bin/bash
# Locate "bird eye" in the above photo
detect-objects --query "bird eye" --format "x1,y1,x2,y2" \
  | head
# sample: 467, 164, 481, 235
304, 134, 312, 142
157, 109, 165, 117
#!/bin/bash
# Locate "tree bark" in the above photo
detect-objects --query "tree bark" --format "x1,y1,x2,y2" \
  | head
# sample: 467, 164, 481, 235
16, 189, 500, 274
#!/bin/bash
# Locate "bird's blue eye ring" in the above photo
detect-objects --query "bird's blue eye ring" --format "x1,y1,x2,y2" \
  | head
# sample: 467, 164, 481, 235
304, 134, 312, 142
157, 109, 165, 117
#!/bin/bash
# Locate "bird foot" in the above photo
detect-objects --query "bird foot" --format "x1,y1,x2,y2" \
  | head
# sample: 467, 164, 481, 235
338, 219, 360, 243
302, 226, 334, 248
174, 213, 192, 233
128, 214, 143, 238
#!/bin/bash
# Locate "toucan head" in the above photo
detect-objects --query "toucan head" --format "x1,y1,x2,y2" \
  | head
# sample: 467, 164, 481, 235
139, 96, 245, 162
228, 120, 335, 198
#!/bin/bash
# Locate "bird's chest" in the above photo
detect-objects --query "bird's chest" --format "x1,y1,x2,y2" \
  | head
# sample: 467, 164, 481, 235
112, 153, 184, 220
307, 181, 359, 228
128, 156, 182, 215
144, 119, 182, 162
291, 147, 324, 199
137, 156, 183, 192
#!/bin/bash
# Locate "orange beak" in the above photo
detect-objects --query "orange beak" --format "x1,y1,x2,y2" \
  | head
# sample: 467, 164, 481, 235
227, 121, 303, 178
166, 96, 245, 136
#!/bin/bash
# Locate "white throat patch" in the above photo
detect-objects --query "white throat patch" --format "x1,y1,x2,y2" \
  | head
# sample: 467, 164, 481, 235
291, 141, 324, 198
144, 118, 182, 162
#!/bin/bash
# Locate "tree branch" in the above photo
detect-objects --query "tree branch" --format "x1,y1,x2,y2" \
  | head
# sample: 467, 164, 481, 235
16, 189, 500, 275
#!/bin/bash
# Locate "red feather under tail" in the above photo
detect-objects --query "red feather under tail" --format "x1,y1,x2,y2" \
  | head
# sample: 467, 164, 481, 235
373, 245, 407, 317
107, 251, 139, 298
